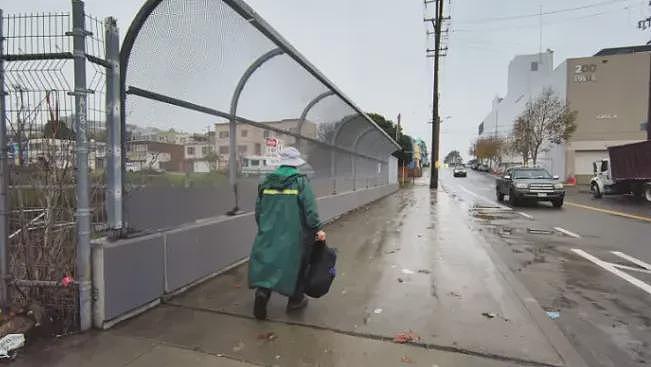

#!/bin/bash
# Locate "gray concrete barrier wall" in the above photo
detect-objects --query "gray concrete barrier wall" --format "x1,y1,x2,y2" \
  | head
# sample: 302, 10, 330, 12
92, 184, 398, 328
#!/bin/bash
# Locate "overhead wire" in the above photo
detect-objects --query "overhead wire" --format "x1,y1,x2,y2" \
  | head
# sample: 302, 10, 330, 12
454, 0, 632, 25
452, 4, 637, 34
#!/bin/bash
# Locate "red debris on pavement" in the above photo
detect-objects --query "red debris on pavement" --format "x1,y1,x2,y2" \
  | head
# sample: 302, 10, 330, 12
393, 330, 420, 344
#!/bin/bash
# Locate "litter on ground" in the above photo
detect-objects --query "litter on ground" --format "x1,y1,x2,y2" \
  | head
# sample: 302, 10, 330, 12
546, 311, 560, 320
0, 334, 25, 359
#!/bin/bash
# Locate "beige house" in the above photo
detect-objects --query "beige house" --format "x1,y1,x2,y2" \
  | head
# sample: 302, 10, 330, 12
213, 119, 317, 167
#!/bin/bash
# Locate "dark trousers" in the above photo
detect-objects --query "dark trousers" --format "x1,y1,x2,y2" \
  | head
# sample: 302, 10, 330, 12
259, 232, 313, 302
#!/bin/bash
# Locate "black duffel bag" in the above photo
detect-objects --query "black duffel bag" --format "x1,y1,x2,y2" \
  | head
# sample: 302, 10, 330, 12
305, 240, 337, 298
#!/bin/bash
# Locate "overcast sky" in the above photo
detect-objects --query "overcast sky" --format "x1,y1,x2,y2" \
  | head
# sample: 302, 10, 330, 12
3, 0, 649, 160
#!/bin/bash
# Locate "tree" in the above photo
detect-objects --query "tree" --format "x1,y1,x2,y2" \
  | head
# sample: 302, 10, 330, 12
444, 150, 462, 164
471, 136, 504, 168
367, 112, 413, 164
510, 116, 532, 166
511, 88, 577, 165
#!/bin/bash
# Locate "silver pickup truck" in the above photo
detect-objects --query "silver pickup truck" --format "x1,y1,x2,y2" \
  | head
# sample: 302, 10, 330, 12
496, 167, 565, 208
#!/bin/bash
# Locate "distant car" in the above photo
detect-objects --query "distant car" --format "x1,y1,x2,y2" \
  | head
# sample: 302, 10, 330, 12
453, 164, 467, 177
496, 167, 565, 208
477, 164, 490, 172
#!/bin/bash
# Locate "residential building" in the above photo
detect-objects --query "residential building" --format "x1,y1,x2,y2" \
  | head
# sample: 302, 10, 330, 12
184, 137, 216, 173
213, 119, 318, 166
20, 138, 105, 171
126, 140, 184, 172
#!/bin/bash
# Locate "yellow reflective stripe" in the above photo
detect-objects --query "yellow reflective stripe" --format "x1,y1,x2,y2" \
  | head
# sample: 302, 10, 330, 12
262, 189, 299, 195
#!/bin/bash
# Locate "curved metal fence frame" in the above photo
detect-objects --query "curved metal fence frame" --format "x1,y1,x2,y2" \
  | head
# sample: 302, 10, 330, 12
119, 0, 400, 224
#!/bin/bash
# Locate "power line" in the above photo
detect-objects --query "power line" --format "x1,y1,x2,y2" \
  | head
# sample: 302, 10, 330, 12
455, 0, 631, 25
452, 4, 635, 33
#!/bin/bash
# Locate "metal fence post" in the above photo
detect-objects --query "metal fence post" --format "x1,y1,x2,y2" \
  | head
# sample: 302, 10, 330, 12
0, 9, 9, 308
228, 48, 283, 214
104, 17, 122, 236
70, 0, 92, 331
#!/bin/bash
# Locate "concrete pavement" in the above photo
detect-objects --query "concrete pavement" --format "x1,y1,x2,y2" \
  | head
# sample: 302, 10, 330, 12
12, 181, 584, 366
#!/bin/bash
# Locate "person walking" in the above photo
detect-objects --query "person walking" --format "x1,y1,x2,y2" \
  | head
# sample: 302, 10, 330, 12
248, 147, 326, 320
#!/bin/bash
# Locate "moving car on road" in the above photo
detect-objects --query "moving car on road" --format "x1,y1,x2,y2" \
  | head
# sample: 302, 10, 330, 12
477, 164, 490, 172
496, 167, 565, 207
453, 164, 467, 177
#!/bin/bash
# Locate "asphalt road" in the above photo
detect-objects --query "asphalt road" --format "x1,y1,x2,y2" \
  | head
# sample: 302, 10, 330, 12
438, 168, 651, 367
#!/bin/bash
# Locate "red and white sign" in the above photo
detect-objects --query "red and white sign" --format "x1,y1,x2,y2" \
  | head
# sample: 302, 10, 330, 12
266, 138, 279, 147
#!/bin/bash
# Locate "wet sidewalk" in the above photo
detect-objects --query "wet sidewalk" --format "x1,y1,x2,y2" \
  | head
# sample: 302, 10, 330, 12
14, 184, 585, 367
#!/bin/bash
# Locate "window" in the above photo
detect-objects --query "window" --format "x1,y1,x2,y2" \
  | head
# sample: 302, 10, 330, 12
513, 168, 552, 179
250, 160, 260, 167
201, 146, 212, 155
263, 130, 271, 138
238, 145, 247, 154
219, 146, 229, 154
530, 61, 538, 71
241, 129, 248, 138
255, 143, 262, 155
601, 160, 609, 173
219, 131, 229, 139
186, 146, 195, 156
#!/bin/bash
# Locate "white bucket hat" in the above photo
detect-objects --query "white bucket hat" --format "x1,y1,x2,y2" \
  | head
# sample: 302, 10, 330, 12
278, 147, 306, 167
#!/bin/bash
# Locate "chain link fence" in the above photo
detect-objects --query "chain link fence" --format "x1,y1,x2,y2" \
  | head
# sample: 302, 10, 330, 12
121, 0, 398, 234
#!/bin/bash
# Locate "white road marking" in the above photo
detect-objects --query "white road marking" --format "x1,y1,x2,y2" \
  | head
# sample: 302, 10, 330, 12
611, 263, 651, 275
611, 251, 651, 271
553, 227, 581, 238
458, 185, 511, 210
518, 212, 534, 219
571, 249, 651, 295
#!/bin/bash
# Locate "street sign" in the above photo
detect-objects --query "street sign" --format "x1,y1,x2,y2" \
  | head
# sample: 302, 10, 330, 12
265, 137, 279, 147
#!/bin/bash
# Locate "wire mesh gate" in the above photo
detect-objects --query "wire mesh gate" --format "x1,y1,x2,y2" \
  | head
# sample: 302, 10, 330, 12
0, 0, 121, 333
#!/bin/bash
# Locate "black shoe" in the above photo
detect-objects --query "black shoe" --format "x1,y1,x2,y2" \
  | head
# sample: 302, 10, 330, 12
254, 289, 270, 320
286, 295, 309, 312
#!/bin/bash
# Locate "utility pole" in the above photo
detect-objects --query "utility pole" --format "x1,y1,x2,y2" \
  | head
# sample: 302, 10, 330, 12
425, 0, 446, 188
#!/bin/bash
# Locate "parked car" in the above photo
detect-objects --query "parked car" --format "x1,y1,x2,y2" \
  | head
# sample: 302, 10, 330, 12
590, 140, 651, 202
453, 164, 467, 177
477, 164, 490, 172
496, 167, 565, 207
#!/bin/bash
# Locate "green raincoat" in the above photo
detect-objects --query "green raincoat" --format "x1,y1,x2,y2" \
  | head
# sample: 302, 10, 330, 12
248, 166, 321, 296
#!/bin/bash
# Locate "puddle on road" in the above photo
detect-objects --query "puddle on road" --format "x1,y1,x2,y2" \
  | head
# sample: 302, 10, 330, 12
469, 205, 515, 221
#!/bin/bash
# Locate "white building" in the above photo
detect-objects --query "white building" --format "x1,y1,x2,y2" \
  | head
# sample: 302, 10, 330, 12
478, 46, 651, 182
184, 139, 215, 173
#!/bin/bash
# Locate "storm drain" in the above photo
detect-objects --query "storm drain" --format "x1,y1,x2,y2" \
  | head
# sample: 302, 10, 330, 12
526, 227, 554, 235
470, 205, 515, 220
